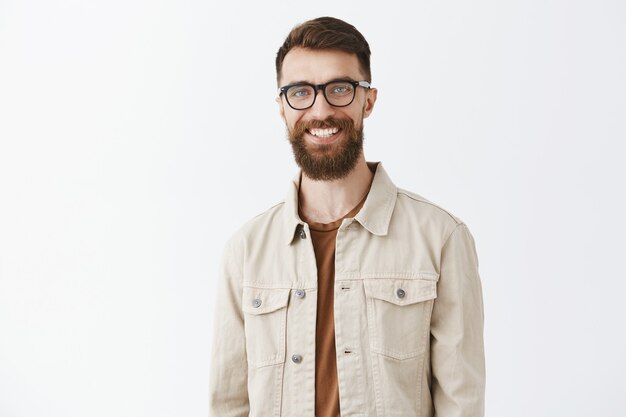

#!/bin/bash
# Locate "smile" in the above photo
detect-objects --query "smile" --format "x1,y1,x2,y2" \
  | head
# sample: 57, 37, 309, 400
307, 127, 339, 138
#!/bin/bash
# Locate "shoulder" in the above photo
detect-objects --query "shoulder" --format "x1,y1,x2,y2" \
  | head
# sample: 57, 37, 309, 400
370, 161, 465, 234
224, 199, 288, 248
390, 187, 470, 244
396, 187, 464, 225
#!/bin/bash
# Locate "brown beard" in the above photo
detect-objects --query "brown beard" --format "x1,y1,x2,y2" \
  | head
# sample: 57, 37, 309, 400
287, 117, 364, 181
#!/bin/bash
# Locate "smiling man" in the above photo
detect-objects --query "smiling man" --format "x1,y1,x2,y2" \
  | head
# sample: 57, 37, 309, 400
209, 17, 485, 417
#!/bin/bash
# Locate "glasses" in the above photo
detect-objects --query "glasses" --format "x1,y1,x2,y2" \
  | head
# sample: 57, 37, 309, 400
278, 79, 371, 110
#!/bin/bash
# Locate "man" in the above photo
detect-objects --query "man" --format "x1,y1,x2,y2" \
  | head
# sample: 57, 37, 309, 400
209, 16, 485, 417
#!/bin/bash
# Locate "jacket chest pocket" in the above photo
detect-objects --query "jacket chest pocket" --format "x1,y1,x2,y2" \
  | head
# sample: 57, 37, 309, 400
363, 277, 437, 360
242, 286, 290, 368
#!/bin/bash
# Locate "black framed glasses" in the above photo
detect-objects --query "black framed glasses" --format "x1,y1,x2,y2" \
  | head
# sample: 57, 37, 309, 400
278, 79, 371, 110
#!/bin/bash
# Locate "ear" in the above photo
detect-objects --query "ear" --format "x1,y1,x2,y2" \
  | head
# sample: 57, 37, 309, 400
276, 96, 287, 124
362, 87, 378, 119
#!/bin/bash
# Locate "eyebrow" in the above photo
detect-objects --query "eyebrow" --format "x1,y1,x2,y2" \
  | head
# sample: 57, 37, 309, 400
282, 76, 359, 86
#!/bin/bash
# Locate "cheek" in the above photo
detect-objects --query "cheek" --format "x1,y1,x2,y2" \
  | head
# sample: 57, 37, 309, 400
346, 109, 365, 127
285, 112, 307, 130
283, 107, 296, 122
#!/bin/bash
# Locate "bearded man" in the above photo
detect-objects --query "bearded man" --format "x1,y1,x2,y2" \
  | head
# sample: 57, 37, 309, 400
209, 16, 486, 417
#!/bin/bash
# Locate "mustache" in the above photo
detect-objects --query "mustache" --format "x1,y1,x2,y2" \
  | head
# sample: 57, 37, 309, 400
291, 117, 355, 138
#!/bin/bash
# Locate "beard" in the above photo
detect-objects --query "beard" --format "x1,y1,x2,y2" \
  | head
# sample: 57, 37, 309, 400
287, 116, 364, 181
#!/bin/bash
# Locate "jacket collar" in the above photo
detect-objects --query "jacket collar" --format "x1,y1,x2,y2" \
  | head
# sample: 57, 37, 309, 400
283, 161, 398, 245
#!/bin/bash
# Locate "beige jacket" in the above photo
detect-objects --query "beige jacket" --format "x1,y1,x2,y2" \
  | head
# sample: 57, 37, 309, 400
209, 162, 485, 417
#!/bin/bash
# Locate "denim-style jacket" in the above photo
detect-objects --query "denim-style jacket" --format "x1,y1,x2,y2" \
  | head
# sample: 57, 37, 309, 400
209, 161, 485, 417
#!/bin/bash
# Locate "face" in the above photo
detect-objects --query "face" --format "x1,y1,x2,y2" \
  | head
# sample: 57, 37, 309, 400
277, 48, 377, 181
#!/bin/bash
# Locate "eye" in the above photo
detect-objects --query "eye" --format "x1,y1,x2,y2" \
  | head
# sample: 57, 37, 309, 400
288, 86, 312, 99
327, 82, 354, 96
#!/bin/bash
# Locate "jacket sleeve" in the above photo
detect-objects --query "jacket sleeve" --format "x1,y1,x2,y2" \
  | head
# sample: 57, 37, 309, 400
209, 237, 249, 417
430, 223, 486, 417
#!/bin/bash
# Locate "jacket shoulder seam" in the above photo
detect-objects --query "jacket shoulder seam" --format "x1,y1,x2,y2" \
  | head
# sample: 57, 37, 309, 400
396, 189, 462, 225
441, 222, 469, 251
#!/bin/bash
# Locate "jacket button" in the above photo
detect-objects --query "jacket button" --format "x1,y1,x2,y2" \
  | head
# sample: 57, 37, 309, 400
299, 229, 307, 239
252, 298, 262, 308
396, 288, 406, 299
295, 289, 305, 298
291, 354, 303, 364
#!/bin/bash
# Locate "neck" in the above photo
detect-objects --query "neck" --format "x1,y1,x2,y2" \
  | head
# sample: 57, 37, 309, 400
298, 156, 374, 224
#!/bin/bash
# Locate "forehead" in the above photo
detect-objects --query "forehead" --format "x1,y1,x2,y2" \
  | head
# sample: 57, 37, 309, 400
280, 47, 364, 85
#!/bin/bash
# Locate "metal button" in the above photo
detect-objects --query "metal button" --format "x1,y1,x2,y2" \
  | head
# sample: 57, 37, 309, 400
295, 289, 305, 298
299, 228, 307, 239
252, 298, 262, 308
396, 288, 406, 299
291, 354, 302, 364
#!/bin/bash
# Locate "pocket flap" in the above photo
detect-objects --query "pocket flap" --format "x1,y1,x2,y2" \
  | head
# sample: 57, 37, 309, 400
364, 278, 437, 306
242, 287, 290, 315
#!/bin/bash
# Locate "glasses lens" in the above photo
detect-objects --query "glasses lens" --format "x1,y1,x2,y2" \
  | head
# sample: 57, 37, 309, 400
325, 81, 355, 106
286, 85, 315, 109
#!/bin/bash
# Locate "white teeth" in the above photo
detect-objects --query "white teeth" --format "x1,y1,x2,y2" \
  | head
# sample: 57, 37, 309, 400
309, 127, 339, 138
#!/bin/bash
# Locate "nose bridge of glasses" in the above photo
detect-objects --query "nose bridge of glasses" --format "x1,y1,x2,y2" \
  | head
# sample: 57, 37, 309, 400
306, 83, 330, 108
313, 84, 327, 101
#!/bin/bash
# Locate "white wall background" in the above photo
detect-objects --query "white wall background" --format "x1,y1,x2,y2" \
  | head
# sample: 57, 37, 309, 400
1, 0, 625, 416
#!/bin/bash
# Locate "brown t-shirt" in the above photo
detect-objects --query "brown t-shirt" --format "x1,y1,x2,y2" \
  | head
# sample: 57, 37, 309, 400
298, 188, 371, 417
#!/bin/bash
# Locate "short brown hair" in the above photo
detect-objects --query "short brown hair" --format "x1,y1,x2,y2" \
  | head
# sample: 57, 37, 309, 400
275, 17, 372, 84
